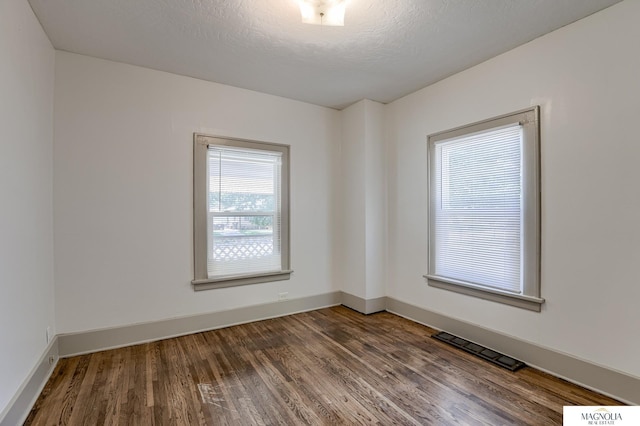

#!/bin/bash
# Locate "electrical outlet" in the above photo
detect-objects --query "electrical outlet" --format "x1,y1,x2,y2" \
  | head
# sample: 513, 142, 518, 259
48, 356, 55, 365
278, 292, 289, 301
46, 326, 52, 344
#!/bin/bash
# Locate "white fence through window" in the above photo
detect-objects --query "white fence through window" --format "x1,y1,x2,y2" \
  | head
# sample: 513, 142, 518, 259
213, 234, 274, 261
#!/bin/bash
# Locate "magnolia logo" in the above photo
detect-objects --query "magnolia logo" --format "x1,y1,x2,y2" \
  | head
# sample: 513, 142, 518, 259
564, 405, 638, 426
581, 407, 622, 422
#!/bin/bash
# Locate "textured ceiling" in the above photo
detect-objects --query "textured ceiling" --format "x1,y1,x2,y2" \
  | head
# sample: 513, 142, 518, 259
29, 0, 621, 109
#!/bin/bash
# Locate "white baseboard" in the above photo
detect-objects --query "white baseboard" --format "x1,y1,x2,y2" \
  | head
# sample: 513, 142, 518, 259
341, 292, 386, 314
0, 338, 59, 426
386, 297, 640, 405
58, 292, 342, 357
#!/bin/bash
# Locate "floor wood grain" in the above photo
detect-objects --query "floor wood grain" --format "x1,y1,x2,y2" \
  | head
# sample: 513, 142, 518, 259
25, 306, 620, 425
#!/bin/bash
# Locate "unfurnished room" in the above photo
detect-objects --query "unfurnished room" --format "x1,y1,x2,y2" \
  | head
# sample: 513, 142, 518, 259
1, 0, 639, 424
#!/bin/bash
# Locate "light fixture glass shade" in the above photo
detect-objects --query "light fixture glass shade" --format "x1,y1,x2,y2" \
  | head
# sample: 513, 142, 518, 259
299, 0, 346, 26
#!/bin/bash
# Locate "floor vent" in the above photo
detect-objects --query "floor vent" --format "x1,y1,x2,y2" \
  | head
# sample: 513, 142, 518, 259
432, 331, 525, 371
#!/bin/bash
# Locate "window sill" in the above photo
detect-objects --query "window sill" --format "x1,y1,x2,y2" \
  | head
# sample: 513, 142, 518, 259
193, 270, 293, 291
424, 275, 544, 312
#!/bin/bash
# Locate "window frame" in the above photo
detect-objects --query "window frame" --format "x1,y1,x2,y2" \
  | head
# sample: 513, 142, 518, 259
192, 134, 291, 291
424, 107, 544, 311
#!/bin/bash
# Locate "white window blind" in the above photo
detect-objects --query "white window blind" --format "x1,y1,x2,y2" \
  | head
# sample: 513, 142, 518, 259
432, 124, 523, 293
426, 107, 542, 311
207, 146, 282, 278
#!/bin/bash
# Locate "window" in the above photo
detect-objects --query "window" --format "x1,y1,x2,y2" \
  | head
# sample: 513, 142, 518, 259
425, 107, 543, 311
192, 134, 291, 290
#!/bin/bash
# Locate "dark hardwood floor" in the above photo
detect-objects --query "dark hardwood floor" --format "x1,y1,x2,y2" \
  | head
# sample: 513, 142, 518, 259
25, 306, 620, 425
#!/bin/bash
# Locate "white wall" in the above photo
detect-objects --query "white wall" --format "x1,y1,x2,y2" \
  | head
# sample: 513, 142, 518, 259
363, 100, 386, 300
54, 52, 340, 333
339, 99, 386, 300
386, 0, 640, 378
339, 101, 366, 298
0, 0, 55, 415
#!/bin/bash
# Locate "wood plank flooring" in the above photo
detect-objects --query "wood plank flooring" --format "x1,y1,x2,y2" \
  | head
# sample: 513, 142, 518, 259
25, 306, 620, 425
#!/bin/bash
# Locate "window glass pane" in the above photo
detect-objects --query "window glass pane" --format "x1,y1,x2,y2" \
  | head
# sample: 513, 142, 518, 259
441, 128, 521, 210
208, 149, 279, 213
208, 215, 280, 276
433, 125, 523, 293
206, 147, 282, 279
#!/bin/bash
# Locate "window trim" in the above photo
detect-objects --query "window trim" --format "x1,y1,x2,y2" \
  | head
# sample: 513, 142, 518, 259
424, 107, 544, 311
192, 133, 291, 291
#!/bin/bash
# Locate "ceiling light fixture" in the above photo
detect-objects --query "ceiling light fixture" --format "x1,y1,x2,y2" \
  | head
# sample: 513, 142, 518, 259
298, 0, 347, 26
